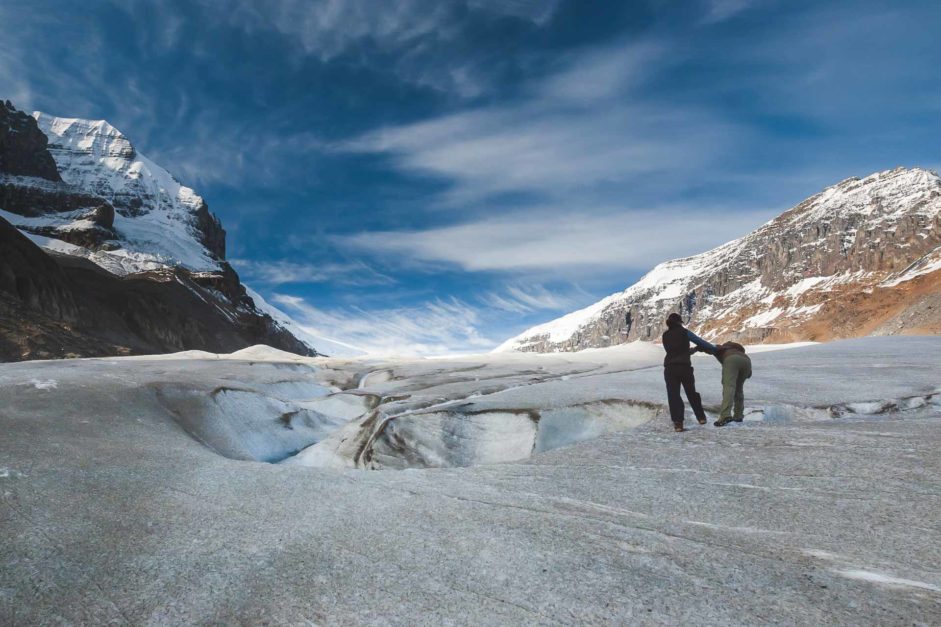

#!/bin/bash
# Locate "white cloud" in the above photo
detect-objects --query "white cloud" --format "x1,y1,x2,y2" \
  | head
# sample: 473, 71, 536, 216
701, 0, 756, 24
345, 104, 735, 204
205, 0, 560, 97
342, 40, 739, 203
219, 0, 561, 61
482, 284, 578, 314
335, 36, 773, 280
231, 258, 393, 286
236, 0, 453, 61
272, 294, 496, 356
468, 0, 558, 25
537, 41, 663, 104
337, 207, 775, 275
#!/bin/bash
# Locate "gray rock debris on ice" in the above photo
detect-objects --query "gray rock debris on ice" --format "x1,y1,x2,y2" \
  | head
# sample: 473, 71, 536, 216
0, 336, 939, 624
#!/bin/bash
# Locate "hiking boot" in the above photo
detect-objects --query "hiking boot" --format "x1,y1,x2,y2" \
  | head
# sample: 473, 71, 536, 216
674, 424, 686, 433
732, 417, 744, 422
714, 418, 732, 427
696, 417, 707, 425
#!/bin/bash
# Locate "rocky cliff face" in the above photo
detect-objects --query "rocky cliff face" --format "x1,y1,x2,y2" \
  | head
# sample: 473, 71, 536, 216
0, 100, 318, 361
1, 102, 118, 248
499, 167, 941, 352
0, 100, 61, 180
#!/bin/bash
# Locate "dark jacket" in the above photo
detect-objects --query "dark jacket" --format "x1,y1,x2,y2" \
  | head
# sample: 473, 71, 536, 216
663, 325, 718, 367
662, 326, 697, 367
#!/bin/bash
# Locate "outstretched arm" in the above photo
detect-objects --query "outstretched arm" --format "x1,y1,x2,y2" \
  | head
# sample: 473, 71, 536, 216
686, 329, 717, 355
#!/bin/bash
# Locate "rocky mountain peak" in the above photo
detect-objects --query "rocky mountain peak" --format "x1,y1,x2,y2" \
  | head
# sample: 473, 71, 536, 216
11, 110, 228, 271
0, 100, 318, 360
499, 167, 941, 352
0, 101, 61, 181
33, 113, 136, 161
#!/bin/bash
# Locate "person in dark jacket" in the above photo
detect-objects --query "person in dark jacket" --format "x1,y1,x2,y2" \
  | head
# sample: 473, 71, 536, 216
661, 313, 713, 432
710, 342, 752, 427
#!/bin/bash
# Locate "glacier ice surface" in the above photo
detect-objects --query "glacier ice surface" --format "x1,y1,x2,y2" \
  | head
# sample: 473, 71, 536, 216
1, 336, 940, 624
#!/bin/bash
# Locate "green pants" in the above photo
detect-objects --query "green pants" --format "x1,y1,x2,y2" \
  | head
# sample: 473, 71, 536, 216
719, 353, 752, 420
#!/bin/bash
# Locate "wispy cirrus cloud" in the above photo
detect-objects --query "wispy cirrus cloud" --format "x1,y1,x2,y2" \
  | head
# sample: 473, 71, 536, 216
331, 37, 759, 287
537, 41, 663, 104
268, 283, 582, 355
205, 0, 562, 98
272, 293, 495, 356
348, 104, 737, 204
482, 284, 580, 314
340, 40, 732, 204
218, 0, 561, 61
232, 258, 393, 287
701, 0, 757, 24
337, 206, 774, 276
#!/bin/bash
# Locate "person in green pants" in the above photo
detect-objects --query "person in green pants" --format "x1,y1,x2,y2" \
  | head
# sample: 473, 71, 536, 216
712, 342, 752, 427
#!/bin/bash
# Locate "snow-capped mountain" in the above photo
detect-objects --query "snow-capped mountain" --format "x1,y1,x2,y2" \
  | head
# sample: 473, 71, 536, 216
498, 167, 941, 352
0, 100, 318, 360
21, 112, 225, 274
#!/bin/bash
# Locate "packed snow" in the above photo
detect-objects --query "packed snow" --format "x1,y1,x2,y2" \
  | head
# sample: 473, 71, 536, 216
1, 336, 939, 624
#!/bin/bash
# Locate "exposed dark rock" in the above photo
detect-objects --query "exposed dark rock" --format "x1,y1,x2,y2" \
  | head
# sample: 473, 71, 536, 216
17, 223, 118, 250
194, 200, 226, 259
0, 215, 317, 361
0, 216, 79, 322
80, 203, 114, 228
0, 100, 61, 181
0, 178, 113, 217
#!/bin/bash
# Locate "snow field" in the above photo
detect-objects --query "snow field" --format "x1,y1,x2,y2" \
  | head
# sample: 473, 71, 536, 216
1, 336, 940, 623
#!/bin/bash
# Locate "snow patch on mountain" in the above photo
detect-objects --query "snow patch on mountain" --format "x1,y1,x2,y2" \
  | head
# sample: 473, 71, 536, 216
30, 112, 222, 274
880, 243, 941, 287
4, 207, 195, 275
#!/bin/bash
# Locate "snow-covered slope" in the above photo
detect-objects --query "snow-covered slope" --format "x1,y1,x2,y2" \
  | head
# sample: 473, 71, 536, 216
22, 112, 225, 275
499, 167, 941, 352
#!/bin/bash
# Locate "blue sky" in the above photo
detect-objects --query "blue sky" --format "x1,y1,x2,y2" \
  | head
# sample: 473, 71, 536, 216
2, 0, 940, 354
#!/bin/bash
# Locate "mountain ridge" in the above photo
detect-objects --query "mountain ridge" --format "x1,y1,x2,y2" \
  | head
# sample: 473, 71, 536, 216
498, 166, 941, 352
0, 99, 319, 360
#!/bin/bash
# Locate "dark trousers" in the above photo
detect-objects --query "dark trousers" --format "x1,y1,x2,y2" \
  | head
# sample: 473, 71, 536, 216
663, 364, 707, 426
